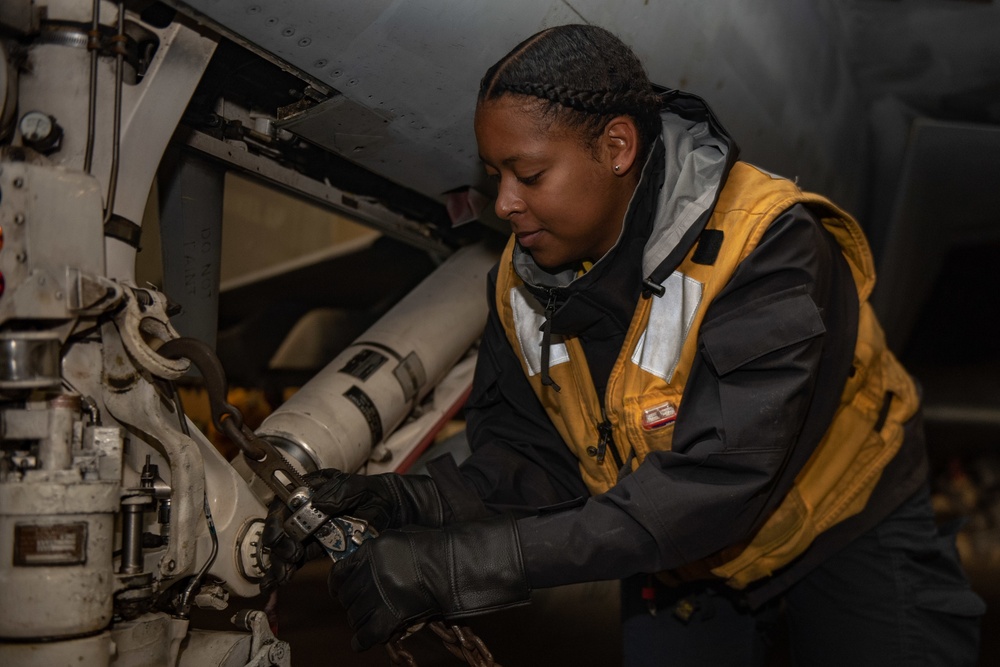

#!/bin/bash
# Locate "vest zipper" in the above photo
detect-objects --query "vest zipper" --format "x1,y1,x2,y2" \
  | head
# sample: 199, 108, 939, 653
596, 416, 624, 469
540, 288, 561, 391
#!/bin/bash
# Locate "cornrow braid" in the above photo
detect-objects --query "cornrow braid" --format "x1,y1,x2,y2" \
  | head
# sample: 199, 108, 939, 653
478, 25, 663, 154
501, 82, 661, 118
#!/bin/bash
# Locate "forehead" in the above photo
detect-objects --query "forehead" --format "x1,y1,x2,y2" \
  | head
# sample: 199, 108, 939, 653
475, 95, 583, 156
475, 96, 550, 135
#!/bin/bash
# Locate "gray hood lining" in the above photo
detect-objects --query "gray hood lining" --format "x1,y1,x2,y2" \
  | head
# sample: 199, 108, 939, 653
642, 115, 729, 278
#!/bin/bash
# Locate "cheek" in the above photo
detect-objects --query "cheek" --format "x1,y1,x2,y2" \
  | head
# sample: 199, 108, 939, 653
544, 172, 613, 231
527, 186, 581, 234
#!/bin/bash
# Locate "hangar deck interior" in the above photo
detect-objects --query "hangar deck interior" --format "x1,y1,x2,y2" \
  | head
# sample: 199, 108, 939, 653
2, 1, 999, 665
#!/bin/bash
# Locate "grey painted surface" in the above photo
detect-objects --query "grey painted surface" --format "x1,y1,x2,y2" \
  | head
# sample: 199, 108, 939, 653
174, 0, 870, 212
175, 1, 1000, 226
173, 1, 999, 220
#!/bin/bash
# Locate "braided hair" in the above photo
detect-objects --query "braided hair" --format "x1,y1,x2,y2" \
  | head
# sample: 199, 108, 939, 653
478, 24, 662, 156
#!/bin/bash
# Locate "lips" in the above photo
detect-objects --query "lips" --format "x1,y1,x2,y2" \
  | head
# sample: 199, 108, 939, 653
515, 229, 543, 249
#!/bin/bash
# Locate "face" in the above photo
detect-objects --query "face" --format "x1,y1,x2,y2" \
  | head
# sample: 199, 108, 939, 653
474, 96, 637, 269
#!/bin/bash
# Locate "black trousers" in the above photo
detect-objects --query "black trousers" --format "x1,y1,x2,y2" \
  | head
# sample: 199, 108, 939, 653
621, 485, 985, 666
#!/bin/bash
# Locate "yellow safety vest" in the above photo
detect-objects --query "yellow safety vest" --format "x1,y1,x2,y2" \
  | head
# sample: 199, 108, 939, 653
495, 162, 919, 588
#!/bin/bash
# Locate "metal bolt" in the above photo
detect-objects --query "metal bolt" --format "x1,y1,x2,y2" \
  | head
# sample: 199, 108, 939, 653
282, 26, 295, 37
314, 59, 328, 68
14, 213, 25, 225
298, 37, 311, 47
55, 291, 63, 300
13, 177, 24, 189
167, 559, 176, 571
16, 251, 26, 263
247, 5, 261, 14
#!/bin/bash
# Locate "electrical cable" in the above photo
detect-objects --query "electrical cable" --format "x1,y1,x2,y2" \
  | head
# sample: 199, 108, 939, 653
166, 380, 191, 437
103, 2, 124, 223
178, 495, 219, 617
83, 0, 99, 173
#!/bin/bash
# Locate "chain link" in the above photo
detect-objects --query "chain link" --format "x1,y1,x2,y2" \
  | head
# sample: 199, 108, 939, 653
386, 640, 418, 667
386, 621, 500, 667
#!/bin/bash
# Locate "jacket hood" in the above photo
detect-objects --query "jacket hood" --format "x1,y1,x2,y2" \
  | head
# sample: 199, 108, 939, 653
641, 89, 738, 286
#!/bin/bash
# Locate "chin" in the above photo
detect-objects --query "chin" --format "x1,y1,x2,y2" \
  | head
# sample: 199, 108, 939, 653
530, 252, 575, 273
518, 241, 579, 272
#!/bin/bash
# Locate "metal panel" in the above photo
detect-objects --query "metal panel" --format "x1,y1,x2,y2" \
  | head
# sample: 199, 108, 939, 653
171, 0, 1000, 226
172, 0, 870, 211
177, 128, 452, 256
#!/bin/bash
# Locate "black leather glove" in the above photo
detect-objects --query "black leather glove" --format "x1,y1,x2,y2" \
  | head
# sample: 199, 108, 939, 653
308, 469, 446, 531
260, 469, 445, 592
328, 514, 530, 651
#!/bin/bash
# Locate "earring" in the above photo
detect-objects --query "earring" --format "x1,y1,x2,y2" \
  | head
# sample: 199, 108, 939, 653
614, 165, 621, 172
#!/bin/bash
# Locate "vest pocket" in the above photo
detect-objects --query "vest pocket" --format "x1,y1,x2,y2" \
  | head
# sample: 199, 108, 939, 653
700, 290, 825, 377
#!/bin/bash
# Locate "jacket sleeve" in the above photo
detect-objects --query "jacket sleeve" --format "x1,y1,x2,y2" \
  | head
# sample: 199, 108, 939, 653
517, 203, 862, 588
427, 265, 591, 519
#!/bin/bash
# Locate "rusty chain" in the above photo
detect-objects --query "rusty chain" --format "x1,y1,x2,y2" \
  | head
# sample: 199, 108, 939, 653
386, 621, 500, 667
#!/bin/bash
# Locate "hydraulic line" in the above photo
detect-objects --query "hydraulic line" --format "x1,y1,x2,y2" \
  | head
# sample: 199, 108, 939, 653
162, 380, 219, 616
178, 496, 218, 616
83, 0, 100, 173
103, 3, 124, 223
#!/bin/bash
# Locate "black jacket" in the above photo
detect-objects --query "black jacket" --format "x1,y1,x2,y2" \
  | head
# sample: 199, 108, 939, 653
430, 93, 927, 607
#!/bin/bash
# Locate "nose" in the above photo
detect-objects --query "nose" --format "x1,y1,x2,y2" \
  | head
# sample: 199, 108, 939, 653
494, 179, 524, 220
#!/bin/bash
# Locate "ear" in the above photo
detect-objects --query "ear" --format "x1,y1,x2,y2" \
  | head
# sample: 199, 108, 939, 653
603, 116, 640, 177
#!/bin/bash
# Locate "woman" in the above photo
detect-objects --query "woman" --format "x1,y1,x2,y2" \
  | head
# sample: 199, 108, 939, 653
264, 24, 983, 665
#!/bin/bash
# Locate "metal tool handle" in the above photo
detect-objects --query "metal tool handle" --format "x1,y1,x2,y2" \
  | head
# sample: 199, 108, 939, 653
283, 488, 377, 561
156, 337, 378, 560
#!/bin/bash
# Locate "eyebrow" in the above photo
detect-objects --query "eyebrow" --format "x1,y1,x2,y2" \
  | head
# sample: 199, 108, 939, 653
478, 151, 545, 167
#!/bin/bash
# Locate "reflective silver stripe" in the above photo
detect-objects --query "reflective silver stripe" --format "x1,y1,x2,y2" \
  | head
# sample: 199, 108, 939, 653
631, 271, 703, 381
510, 287, 570, 377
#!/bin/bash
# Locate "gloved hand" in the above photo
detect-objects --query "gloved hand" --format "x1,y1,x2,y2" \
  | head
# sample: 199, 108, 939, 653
328, 514, 530, 651
259, 469, 445, 592
309, 469, 446, 531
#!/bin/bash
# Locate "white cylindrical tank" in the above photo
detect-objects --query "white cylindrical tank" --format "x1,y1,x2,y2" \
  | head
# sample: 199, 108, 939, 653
255, 241, 498, 473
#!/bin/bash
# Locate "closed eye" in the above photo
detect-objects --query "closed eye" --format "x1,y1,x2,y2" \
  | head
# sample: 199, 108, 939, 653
518, 172, 542, 186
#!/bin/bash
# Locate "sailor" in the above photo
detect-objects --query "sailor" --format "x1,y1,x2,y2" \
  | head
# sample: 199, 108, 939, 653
265, 24, 983, 666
